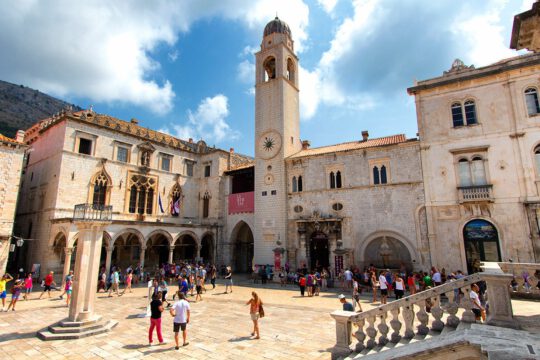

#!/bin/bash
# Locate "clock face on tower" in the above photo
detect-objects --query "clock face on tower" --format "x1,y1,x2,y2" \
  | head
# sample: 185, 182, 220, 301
258, 130, 282, 159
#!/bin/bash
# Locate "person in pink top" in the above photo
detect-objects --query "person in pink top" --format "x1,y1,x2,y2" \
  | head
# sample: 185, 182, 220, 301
23, 273, 33, 301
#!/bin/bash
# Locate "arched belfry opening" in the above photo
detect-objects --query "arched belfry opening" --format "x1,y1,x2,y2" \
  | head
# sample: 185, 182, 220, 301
263, 56, 276, 81
287, 58, 295, 83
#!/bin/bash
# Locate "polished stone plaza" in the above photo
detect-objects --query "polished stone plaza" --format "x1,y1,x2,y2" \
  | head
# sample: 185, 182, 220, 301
0, 278, 538, 359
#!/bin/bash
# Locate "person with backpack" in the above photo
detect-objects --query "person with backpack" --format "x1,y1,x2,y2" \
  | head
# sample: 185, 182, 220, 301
246, 291, 263, 339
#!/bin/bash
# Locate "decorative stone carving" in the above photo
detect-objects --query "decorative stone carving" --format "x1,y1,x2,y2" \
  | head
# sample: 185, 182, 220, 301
444, 58, 475, 75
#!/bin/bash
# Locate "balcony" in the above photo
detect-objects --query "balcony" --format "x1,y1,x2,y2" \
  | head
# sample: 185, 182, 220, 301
228, 191, 254, 214
458, 185, 493, 203
73, 203, 113, 221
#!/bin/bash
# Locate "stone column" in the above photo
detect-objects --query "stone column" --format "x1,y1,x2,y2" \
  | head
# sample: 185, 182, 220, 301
105, 247, 113, 276
481, 262, 520, 329
139, 246, 146, 270
62, 247, 74, 284
330, 311, 352, 359
69, 221, 110, 322
196, 244, 201, 261
168, 246, 175, 264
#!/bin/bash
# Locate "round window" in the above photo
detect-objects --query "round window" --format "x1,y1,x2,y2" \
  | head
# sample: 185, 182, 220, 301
294, 205, 303, 213
332, 203, 343, 211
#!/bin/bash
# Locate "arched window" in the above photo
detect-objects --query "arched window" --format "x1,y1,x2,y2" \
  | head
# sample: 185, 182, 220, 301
330, 172, 336, 189
292, 176, 297, 192
203, 191, 210, 218
535, 146, 540, 175
127, 174, 157, 215
263, 56, 276, 81
373, 166, 380, 185
380, 165, 387, 184
91, 171, 109, 208
298, 175, 303, 192
458, 158, 472, 186
287, 58, 295, 82
464, 100, 477, 125
471, 156, 486, 185
336, 171, 342, 188
451, 102, 464, 127
525, 87, 540, 115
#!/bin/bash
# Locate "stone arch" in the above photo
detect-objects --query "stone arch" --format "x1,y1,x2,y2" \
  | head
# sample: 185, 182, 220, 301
230, 221, 254, 273
145, 229, 174, 247
359, 230, 418, 271
200, 231, 215, 264
173, 231, 199, 262
67, 233, 79, 248
112, 228, 145, 247
263, 56, 276, 81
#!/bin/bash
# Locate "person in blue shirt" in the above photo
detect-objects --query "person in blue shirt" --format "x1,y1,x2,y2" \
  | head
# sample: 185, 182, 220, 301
338, 294, 354, 312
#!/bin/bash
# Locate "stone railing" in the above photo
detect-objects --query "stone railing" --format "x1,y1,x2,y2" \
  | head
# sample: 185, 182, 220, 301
73, 203, 113, 221
498, 262, 540, 295
330, 262, 518, 359
458, 185, 493, 202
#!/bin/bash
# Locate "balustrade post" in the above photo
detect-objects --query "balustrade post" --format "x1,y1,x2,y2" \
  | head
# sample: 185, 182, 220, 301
389, 308, 402, 343
430, 295, 444, 331
482, 262, 520, 329
330, 311, 352, 359
354, 318, 366, 352
415, 301, 429, 335
377, 311, 389, 346
365, 315, 377, 349
402, 303, 415, 339
444, 290, 460, 327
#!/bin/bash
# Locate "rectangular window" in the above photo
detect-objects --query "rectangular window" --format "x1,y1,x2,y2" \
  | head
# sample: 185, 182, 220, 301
262, 191, 267, 196
271, 190, 277, 195
161, 156, 171, 172
204, 165, 211, 177
117, 146, 129, 163
186, 162, 194, 177
451, 103, 464, 127
78, 138, 92, 155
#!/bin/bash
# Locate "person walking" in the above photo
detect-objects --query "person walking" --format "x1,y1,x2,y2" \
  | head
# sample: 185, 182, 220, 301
470, 283, 485, 322
59, 270, 74, 300
210, 265, 217, 289
39, 271, 56, 299
158, 279, 170, 307
379, 271, 388, 304
170, 292, 190, 349
23, 273, 33, 301
148, 293, 165, 345
246, 291, 263, 339
370, 271, 379, 303
224, 266, 233, 294
7, 279, 23, 311
0, 273, 13, 310
298, 274, 306, 297
195, 276, 203, 302
98, 270, 107, 293
121, 270, 133, 295
352, 278, 362, 311
108, 269, 120, 297
65, 275, 73, 307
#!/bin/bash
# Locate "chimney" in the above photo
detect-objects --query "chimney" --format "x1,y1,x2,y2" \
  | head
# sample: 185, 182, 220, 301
15, 130, 25, 143
361, 130, 369, 141
301, 140, 310, 150
130, 118, 138, 124
229, 147, 234, 154
188, 138, 193, 143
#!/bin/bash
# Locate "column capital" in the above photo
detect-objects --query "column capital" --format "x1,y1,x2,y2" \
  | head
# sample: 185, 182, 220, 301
64, 247, 74, 255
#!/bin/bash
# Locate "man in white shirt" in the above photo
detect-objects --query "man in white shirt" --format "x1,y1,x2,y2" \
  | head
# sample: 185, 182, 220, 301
379, 272, 388, 304
469, 283, 484, 321
344, 269, 353, 289
170, 292, 191, 349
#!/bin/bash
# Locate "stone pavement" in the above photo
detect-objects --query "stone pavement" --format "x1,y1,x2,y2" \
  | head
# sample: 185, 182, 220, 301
0, 279, 538, 359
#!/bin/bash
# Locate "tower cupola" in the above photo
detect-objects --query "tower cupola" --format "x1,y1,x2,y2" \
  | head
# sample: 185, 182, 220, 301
263, 16, 292, 38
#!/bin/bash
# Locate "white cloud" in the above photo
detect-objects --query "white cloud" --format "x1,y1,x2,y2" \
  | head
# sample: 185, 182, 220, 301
317, 0, 339, 14
237, 60, 255, 84
0, 0, 310, 115
168, 50, 179, 62
160, 94, 238, 144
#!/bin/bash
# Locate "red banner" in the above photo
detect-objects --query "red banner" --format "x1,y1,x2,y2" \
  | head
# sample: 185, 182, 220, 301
274, 252, 281, 271
228, 191, 254, 214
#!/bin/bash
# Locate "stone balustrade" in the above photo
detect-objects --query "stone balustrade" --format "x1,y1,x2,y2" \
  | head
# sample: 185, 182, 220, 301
330, 262, 518, 359
498, 262, 540, 295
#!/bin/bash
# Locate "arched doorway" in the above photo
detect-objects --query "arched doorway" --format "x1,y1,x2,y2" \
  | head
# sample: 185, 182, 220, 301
463, 219, 501, 273
231, 221, 254, 273
174, 235, 197, 262
309, 231, 329, 271
364, 236, 412, 270
113, 233, 141, 269
200, 234, 214, 264
52, 233, 67, 273
146, 234, 170, 268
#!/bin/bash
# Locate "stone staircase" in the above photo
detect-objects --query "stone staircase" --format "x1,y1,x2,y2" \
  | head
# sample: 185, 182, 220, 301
37, 316, 118, 341
330, 262, 532, 360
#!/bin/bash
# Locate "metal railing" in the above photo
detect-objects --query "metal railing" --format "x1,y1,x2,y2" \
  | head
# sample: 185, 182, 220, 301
73, 203, 113, 221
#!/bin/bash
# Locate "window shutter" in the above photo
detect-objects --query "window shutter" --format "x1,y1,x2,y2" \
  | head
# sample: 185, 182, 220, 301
471, 158, 486, 185
458, 160, 472, 186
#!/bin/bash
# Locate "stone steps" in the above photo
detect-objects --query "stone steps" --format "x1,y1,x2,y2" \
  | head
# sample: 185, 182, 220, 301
37, 317, 118, 341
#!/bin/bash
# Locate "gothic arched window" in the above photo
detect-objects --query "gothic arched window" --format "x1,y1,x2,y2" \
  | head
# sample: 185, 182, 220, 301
373, 166, 380, 185
91, 171, 109, 208
298, 175, 303, 192
292, 176, 298, 193
336, 171, 342, 188
329, 171, 336, 189
380, 166, 387, 184
202, 191, 211, 218
127, 174, 157, 215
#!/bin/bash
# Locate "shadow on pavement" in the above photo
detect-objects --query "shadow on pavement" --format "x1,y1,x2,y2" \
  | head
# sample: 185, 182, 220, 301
228, 336, 253, 342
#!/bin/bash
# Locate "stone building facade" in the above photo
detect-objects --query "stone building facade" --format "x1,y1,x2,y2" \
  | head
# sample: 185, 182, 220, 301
408, 53, 540, 272
0, 131, 26, 273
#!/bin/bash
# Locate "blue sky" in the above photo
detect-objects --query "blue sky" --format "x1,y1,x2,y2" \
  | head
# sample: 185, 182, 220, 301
0, 0, 532, 156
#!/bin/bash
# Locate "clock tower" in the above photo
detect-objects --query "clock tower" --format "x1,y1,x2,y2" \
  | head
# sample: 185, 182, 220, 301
254, 17, 301, 266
